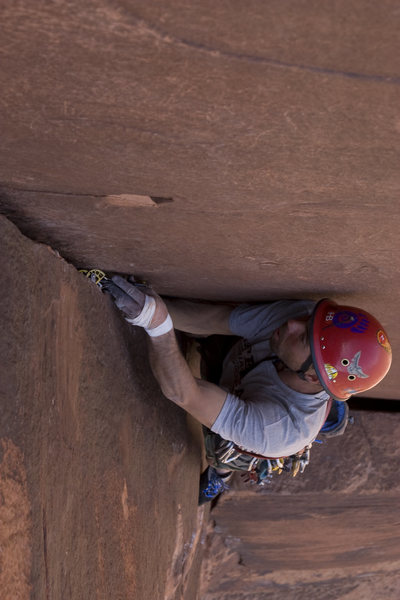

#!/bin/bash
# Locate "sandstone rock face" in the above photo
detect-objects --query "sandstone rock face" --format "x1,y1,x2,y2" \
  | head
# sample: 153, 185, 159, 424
3, 214, 400, 599
0, 216, 206, 599
0, 1, 399, 400
1, 1, 400, 598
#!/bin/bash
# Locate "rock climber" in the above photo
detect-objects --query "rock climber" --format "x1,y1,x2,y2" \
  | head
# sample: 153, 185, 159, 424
102, 275, 392, 504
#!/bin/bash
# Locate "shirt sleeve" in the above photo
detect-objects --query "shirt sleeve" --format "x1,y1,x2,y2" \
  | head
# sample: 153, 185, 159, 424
229, 300, 315, 342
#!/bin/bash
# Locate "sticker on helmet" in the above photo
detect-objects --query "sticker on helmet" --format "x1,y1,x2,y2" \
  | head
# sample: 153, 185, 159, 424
377, 329, 391, 353
347, 351, 369, 379
328, 310, 370, 333
324, 364, 338, 380
344, 388, 358, 395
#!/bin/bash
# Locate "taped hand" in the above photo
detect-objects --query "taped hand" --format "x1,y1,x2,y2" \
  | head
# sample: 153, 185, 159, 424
102, 275, 146, 321
103, 275, 170, 332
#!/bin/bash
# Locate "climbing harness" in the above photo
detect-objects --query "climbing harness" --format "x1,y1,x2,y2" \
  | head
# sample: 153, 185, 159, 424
203, 398, 352, 485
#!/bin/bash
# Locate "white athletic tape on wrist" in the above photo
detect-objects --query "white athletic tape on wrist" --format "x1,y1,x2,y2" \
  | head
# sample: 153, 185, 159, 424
125, 295, 156, 328
145, 314, 173, 337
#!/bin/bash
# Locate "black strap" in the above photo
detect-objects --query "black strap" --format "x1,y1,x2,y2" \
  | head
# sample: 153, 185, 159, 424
296, 354, 313, 380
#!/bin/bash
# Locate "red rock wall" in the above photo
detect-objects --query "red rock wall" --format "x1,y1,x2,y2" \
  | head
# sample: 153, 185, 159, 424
0, 216, 206, 599
1, 2, 400, 598
1, 1, 399, 399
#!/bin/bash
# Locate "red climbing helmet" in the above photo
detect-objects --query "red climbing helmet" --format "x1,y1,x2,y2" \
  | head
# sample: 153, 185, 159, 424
309, 299, 392, 401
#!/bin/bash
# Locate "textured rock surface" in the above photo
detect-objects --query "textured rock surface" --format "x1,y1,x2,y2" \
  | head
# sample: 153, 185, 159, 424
1, 1, 400, 598
0, 215, 206, 599
3, 221, 400, 599
1, 0, 399, 399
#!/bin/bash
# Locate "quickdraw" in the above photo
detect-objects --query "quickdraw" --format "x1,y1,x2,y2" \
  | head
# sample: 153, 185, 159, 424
79, 268, 109, 288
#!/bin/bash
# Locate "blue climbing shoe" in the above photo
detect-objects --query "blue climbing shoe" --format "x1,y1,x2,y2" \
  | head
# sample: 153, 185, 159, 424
198, 467, 229, 505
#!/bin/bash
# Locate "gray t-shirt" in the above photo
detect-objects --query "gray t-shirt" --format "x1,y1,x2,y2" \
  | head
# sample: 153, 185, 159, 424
211, 300, 330, 457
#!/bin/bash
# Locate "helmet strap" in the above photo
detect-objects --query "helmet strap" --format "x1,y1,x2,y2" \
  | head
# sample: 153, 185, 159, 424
296, 354, 313, 380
